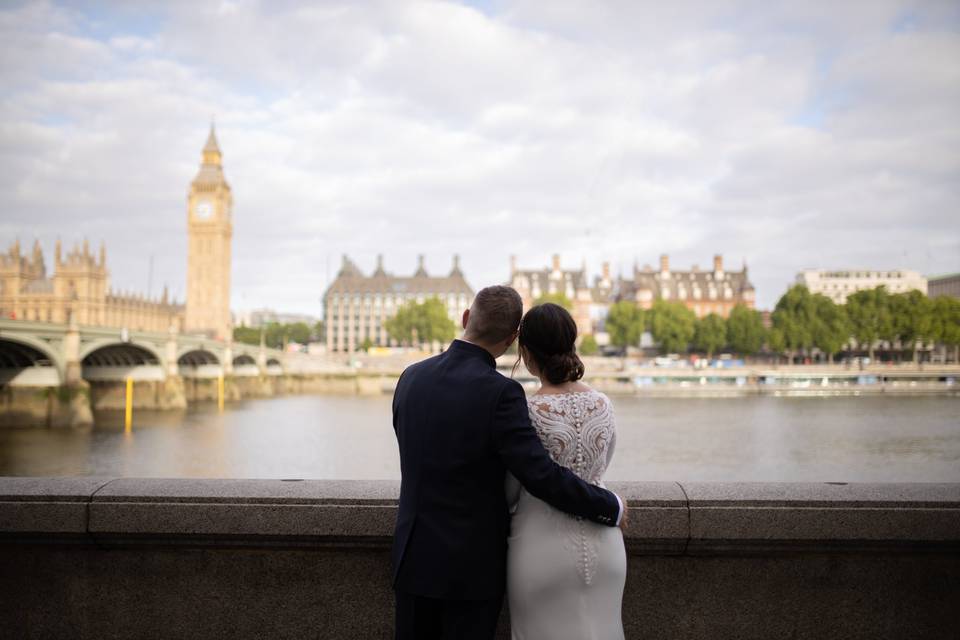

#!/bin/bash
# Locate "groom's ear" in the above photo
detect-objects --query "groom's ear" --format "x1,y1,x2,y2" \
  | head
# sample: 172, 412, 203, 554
504, 330, 518, 349
461, 308, 470, 331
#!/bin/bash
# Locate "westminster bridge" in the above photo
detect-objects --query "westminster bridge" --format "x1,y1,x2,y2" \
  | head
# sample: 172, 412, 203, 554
0, 318, 293, 427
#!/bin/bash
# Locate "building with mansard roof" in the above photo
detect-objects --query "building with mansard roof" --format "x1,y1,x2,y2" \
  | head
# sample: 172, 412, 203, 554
0, 238, 183, 331
618, 254, 755, 318
323, 254, 474, 353
509, 254, 594, 337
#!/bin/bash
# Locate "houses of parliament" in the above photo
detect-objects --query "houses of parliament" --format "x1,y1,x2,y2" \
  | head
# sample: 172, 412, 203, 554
0, 126, 234, 340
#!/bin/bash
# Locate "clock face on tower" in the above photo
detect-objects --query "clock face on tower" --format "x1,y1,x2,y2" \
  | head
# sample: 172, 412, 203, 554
195, 200, 213, 220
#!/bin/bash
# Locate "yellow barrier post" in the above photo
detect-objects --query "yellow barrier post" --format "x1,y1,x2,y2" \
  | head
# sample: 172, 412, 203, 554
124, 377, 133, 433
218, 374, 225, 412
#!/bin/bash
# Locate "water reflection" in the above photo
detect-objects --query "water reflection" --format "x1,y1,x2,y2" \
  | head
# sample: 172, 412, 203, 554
0, 395, 958, 482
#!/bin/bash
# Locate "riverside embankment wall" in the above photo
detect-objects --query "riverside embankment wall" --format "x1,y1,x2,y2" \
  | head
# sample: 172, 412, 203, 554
1, 478, 958, 639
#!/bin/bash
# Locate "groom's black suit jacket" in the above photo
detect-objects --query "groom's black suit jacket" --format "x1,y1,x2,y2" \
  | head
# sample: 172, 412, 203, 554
391, 339, 620, 601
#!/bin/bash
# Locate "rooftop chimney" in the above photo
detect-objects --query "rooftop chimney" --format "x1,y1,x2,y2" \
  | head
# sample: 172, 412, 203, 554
714, 254, 724, 277
552, 254, 561, 273
451, 254, 461, 275
415, 254, 427, 277
510, 255, 517, 276
660, 254, 670, 276
602, 261, 611, 281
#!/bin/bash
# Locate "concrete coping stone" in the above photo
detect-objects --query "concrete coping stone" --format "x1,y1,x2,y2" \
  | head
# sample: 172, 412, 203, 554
2, 478, 959, 548
681, 482, 960, 508
0, 477, 116, 502
90, 478, 402, 505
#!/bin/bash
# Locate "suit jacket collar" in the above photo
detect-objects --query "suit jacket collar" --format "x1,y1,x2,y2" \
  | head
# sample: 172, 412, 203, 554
448, 339, 497, 368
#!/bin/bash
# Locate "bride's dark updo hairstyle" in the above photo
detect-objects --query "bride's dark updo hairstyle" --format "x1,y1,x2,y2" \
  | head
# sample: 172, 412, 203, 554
517, 302, 585, 385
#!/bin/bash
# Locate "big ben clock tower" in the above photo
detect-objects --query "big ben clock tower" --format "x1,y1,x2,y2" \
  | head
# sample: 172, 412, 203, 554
185, 124, 233, 339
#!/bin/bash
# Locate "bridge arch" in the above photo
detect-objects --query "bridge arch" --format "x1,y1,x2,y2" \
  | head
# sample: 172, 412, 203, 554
232, 354, 257, 367
82, 344, 161, 367
177, 348, 223, 379
79, 339, 164, 367
264, 357, 283, 376
0, 337, 63, 385
177, 349, 221, 367
80, 342, 165, 382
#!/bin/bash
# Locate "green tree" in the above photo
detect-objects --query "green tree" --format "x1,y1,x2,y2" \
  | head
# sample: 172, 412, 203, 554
533, 292, 573, 310
233, 321, 314, 349
693, 313, 727, 359
771, 285, 818, 362
930, 295, 960, 363
579, 334, 599, 356
726, 304, 766, 357
649, 300, 697, 354
810, 294, 850, 363
845, 286, 893, 360
890, 290, 935, 363
605, 301, 645, 348
385, 297, 457, 347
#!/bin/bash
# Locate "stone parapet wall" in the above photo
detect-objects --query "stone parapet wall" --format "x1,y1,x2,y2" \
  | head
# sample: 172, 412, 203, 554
1, 478, 958, 639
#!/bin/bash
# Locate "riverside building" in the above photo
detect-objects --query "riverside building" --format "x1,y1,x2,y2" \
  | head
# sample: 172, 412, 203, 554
0, 125, 234, 338
509, 254, 594, 337
618, 254, 755, 318
323, 255, 474, 353
796, 269, 927, 304
927, 274, 960, 299
0, 239, 182, 332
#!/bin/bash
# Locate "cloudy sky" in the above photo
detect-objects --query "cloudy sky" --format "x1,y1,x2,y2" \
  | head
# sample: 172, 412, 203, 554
1, 0, 958, 316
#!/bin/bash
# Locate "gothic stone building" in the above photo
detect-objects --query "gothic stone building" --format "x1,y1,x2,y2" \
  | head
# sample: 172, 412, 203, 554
509, 254, 594, 337
0, 239, 182, 332
324, 255, 474, 353
618, 254, 755, 318
0, 125, 233, 338
185, 125, 233, 340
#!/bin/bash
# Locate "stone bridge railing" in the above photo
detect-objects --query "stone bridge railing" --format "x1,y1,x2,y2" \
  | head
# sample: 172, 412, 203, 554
1, 478, 958, 639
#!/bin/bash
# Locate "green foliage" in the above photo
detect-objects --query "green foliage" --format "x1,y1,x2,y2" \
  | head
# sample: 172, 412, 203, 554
771, 285, 817, 357
233, 321, 317, 349
890, 290, 935, 361
693, 313, 727, 358
359, 338, 373, 352
726, 304, 766, 356
385, 297, 457, 346
649, 300, 697, 354
579, 334, 599, 356
931, 296, 960, 348
605, 301, 645, 348
845, 287, 893, 359
810, 294, 850, 362
533, 292, 573, 310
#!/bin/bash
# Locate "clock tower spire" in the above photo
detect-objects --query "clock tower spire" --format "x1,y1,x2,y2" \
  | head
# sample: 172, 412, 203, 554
185, 122, 233, 340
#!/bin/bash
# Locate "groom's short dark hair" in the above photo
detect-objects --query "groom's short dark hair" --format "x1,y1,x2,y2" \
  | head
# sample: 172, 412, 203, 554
465, 285, 523, 344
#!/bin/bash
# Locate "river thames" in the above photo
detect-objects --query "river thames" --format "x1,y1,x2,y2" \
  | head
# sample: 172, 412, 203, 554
1, 394, 958, 482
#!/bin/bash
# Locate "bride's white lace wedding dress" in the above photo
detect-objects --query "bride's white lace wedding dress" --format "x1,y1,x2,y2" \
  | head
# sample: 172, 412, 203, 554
506, 389, 626, 640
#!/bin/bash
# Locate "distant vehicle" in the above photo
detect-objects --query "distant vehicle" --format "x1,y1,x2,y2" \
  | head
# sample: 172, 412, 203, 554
600, 345, 626, 357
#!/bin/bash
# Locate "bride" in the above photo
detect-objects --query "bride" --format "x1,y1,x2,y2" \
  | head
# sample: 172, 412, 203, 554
506, 302, 626, 639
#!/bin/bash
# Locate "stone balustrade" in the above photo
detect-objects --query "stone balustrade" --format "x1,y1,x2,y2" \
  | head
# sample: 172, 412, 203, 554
1, 478, 958, 639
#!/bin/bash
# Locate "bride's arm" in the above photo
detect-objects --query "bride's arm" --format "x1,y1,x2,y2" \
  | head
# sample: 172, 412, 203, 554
505, 472, 521, 513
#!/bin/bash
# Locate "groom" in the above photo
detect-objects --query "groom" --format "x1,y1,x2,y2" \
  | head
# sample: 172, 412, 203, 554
391, 285, 624, 640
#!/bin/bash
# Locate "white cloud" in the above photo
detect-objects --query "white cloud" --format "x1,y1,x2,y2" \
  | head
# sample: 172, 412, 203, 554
0, 0, 957, 315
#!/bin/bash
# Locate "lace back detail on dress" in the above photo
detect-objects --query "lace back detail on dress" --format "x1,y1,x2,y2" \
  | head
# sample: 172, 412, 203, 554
527, 390, 615, 486
526, 390, 617, 586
